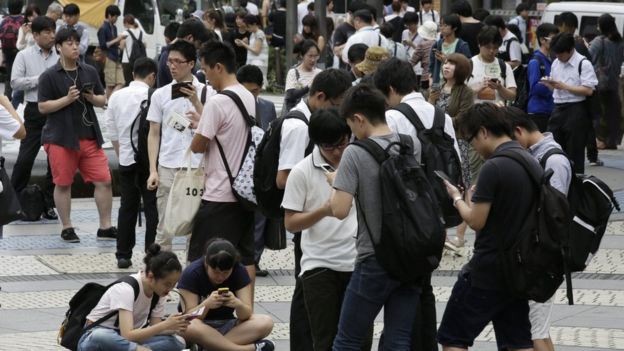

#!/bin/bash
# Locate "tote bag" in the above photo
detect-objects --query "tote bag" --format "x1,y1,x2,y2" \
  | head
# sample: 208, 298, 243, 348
162, 150, 205, 237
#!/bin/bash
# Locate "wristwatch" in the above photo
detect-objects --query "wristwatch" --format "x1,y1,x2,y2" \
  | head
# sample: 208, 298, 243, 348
453, 196, 462, 208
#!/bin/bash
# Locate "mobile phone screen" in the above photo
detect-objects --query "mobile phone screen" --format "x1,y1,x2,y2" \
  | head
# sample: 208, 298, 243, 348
434, 170, 456, 187
171, 82, 193, 100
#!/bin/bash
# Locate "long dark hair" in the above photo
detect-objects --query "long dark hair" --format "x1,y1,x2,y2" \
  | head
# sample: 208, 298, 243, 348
599, 14, 622, 42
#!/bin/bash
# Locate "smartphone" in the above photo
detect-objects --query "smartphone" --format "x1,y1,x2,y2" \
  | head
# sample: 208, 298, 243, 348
433, 170, 456, 187
81, 82, 95, 93
319, 164, 335, 173
489, 78, 499, 83
183, 306, 205, 321
171, 82, 193, 100
218, 287, 230, 296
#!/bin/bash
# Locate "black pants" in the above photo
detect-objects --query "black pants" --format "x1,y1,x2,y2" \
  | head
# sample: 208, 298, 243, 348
290, 233, 314, 351
122, 63, 133, 87
10, 102, 54, 208
410, 274, 438, 351
116, 165, 158, 260
529, 113, 550, 133
548, 101, 591, 174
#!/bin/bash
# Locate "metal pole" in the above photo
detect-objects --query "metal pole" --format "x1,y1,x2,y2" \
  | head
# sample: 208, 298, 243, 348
286, 0, 298, 70
315, 0, 328, 66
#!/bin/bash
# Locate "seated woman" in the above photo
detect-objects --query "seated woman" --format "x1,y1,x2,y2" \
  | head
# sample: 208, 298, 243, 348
178, 238, 275, 351
78, 244, 188, 351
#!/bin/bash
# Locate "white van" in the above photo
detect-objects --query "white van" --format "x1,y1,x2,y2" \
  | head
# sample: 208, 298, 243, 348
541, 2, 624, 42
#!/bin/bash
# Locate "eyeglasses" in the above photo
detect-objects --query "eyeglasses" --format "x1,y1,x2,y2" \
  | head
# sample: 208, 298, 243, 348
466, 130, 480, 144
167, 58, 191, 66
320, 140, 349, 151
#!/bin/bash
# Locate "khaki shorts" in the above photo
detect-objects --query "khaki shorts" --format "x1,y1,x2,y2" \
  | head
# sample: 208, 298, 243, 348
104, 59, 124, 86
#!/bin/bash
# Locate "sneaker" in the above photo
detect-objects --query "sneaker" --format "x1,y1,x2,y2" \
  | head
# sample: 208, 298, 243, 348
61, 228, 80, 243
255, 340, 275, 351
117, 258, 132, 269
255, 264, 269, 277
42, 207, 58, 220
589, 159, 604, 167
97, 227, 118, 240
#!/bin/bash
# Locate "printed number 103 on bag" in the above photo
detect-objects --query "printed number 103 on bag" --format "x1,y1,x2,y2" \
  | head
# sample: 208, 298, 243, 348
186, 187, 204, 197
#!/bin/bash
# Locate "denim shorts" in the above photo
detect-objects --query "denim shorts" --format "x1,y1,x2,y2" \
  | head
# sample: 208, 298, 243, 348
437, 270, 532, 350
204, 319, 238, 335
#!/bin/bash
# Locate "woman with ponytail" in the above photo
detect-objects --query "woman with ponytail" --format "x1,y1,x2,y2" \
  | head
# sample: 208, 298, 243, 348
78, 244, 187, 351
178, 238, 275, 351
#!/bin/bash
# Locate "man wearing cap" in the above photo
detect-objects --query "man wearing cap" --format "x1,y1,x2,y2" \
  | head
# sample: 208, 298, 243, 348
341, 9, 390, 65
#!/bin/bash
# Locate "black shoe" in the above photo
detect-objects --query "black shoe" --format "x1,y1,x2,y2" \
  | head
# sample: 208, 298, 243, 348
255, 264, 269, 277
117, 258, 132, 269
61, 228, 80, 243
97, 227, 118, 240
255, 340, 274, 351
42, 207, 58, 220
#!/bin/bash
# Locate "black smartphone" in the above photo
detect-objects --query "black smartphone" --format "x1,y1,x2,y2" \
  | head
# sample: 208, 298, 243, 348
80, 82, 94, 93
434, 170, 456, 187
172, 82, 193, 100
489, 78, 499, 83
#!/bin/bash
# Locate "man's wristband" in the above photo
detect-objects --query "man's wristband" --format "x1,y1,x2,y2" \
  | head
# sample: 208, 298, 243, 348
453, 196, 463, 208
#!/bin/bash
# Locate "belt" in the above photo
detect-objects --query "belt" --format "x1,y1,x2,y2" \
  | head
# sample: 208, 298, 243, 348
26, 101, 38, 106
555, 101, 585, 107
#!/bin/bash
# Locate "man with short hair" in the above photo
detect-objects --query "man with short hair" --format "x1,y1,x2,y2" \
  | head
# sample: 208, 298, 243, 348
438, 103, 538, 351
507, 106, 571, 351
57, 3, 89, 57
10, 15, 58, 220
330, 84, 422, 349
555, 12, 591, 59
147, 40, 213, 252
542, 32, 597, 174
484, 15, 522, 69
38, 28, 112, 243
341, 9, 388, 65
45, 2, 63, 23
333, 1, 364, 69
97, 5, 125, 98
106, 57, 159, 269
508, 3, 530, 44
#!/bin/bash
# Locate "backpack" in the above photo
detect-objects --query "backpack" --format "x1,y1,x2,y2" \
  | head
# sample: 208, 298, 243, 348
130, 88, 156, 174
540, 149, 620, 304
392, 103, 463, 227
0, 15, 23, 51
499, 37, 530, 65
126, 30, 147, 69
216, 90, 265, 211
353, 134, 446, 283
491, 150, 571, 303
59, 275, 160, 351
254, 110, 314, 219
19, 184, 45, 221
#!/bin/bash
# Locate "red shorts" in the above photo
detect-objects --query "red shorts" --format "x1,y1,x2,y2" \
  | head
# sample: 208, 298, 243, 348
44, 140, 111, 186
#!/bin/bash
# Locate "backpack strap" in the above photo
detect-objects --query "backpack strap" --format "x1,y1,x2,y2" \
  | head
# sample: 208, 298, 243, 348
352, 138, 387, 164
378, 34, 382, 46
284, 109, 314, 156
130, 88, 156, 155
218, 90, 255, 126
392, 102, 426, 131
498, 58, 507, 81
491, 149, 544, 190
201, 85, 208, 105
295, 68, 300, 81
539, 148, 567, 169
431, 106, 446, 131
114, 276, 160, 328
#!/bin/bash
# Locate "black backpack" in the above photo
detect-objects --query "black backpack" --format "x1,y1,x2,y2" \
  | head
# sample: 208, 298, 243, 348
19, 184, 45, 221
392, 103, 463, 227
353, 134, 446, 283
127, 30, 147, 69
254, 110, 313, 219
59, 275, 160, 351
540, 149, 620, 303
130, 88, 156, 174
519, 55, 547, 111
492, 150, 571, 303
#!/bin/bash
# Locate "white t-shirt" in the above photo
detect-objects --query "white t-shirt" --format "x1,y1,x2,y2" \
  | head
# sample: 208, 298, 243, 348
146, 77, 215, 169
0, 106, 20, 155
278, 100, 312, 171
341, 26, 389, 64
385, 92, 459, 161
105, 81, 150, 166
122, 28, 144, 63
467, 55, 517, 104
247, 30, 269, 68
282, 147, 357, 276
85, 273, 166, 329
285, 66, 322, 91
196, 83, 256, 202
500, 31, 522, 63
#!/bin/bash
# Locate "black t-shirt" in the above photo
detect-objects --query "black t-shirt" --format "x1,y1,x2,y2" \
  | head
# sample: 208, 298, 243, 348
459, 22, 484, 59
269, 9, 287, 38
177, 259, 251, 320
231, 30, 251, 68
468, 141, 539, 290
333, 22, 356, 47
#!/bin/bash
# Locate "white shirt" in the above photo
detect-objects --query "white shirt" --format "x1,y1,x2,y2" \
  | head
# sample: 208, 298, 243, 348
341, 26, 389, 64
419, 9, 439, 24
278, 100, 312, 170
500, 31, 522, 63
247, 29, 269, 68
0, 106, 20, 155
246, 2, 259, 15
297, 0, 313, 33
146, 77, 216, 169
508, 15, 527, 43
105, 81, 150, 167
285, 66, 322, 91
85, 273, 166, 329
385, 92, 460, 159
282, 147, 357, 276
550, 50, 598, 104
467, 55, 517, 104
122, 28, 144, 63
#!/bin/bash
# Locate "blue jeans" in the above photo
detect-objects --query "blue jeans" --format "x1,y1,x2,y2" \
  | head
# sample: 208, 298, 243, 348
332, 256, 421, 351
77, 326, 186, 351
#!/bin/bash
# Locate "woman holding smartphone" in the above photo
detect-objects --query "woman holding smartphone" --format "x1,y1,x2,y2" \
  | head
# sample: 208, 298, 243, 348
77, 244, 188, 351
178, 238, 275, 351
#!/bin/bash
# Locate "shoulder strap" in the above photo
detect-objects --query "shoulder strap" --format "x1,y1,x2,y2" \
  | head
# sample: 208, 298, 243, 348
498, 58, 507, 81
431, 106, 446, 131
352, 138, 387, 164
201, 85, 208, 104
378, 34, 382, 46
127, 30, 137, 41
506, 36, 518, 53
218, 90, 255, 126
393, 102, 426, 131
295, 68, 300, 81
539, 147, 567, 169
492, 149, 541, 187
284, 109, 314, 155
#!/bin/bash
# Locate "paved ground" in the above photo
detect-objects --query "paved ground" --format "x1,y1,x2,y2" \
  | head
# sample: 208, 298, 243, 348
1, 94, 624, 350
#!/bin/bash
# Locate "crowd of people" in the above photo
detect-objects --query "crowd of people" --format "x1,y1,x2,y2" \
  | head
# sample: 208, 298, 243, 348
0, 0, 622, 350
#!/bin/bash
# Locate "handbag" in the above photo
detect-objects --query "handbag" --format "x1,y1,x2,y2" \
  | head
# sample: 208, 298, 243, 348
162, 150, 205, 237
0, 156, 23, 225
263, 217, 287, 250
